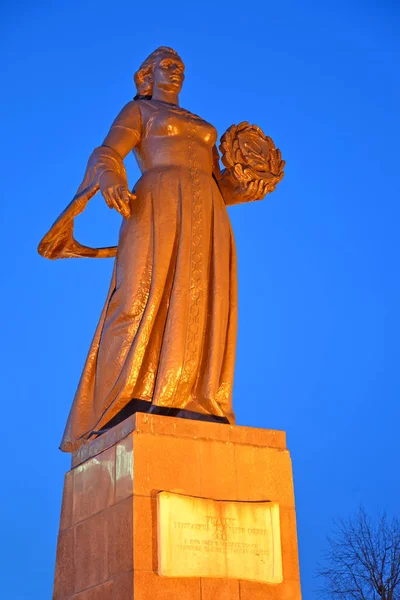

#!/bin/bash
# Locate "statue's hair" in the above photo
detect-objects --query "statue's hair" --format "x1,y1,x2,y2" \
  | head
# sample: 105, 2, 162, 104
134, 46, 182, 99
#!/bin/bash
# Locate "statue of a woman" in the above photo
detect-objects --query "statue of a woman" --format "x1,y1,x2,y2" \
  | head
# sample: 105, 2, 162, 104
39, 47, 284, 452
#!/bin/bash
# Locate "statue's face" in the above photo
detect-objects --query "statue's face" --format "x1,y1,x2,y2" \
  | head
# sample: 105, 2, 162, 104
153, 55, 185, 94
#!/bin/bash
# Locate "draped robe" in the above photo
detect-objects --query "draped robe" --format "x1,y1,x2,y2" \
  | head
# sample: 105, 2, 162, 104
59, 99, 238, 452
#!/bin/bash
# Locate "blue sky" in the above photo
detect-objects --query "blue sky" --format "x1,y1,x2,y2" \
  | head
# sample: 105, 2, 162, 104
1, 0, 399, 597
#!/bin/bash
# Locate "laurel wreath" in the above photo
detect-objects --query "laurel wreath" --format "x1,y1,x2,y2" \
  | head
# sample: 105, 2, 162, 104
219, 122, 285, 196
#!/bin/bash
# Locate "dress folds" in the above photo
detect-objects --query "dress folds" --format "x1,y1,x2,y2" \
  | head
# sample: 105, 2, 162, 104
61, 99, 238, 451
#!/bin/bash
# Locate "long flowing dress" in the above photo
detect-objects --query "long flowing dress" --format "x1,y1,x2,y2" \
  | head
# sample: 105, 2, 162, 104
60, 99, 238, 452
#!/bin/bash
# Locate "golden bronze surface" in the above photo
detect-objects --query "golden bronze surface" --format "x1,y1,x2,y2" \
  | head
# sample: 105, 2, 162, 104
38, 47, 284, 452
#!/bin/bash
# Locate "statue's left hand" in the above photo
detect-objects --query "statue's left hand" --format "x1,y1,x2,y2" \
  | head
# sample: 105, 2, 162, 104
102, 184, 136, 219
234, 179, 267, 202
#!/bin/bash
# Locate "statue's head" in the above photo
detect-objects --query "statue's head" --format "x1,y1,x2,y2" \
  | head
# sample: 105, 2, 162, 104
134, 46, 185, 99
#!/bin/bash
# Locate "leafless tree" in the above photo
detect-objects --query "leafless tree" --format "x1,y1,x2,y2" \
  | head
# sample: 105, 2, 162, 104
317, 507, 400, 599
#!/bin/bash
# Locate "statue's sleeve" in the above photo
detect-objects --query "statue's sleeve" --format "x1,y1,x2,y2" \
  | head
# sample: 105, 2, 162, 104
212, 145, 249, 206
212, 145, 222, 180
212, 145, 242, 207
96, 101, 142, 192
102, 101, 142, 159
37, 102, 142, 260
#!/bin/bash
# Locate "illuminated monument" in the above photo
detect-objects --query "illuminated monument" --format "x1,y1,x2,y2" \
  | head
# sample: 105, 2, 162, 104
39, 47, 301, 599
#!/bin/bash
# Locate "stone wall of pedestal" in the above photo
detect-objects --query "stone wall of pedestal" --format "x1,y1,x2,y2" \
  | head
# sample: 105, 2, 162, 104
53, 413, 302, 600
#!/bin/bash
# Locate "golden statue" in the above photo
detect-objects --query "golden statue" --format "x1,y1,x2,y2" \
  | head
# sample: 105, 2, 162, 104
39, 47, 284, 452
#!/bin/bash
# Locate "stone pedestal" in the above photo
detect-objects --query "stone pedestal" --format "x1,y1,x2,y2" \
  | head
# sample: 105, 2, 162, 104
53, 413, 302, 599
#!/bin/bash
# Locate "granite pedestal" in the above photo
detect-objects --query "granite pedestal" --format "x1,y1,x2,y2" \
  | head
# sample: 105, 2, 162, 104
53, 413, 302, 599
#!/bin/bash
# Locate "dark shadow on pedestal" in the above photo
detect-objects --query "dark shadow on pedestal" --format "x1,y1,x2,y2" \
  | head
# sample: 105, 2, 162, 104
90, 399, 230, 439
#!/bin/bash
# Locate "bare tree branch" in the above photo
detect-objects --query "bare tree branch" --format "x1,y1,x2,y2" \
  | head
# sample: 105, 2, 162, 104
316, 507, 400, 600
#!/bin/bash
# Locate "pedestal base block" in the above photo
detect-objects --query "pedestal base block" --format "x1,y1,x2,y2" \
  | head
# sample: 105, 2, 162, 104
53, 413, 301, 599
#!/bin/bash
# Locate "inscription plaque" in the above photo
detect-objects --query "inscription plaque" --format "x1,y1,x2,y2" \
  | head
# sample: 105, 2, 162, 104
157, 491, 283, 583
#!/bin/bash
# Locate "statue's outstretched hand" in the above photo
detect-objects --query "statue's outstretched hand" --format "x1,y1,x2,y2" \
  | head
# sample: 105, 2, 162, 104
102, 185, 136, 219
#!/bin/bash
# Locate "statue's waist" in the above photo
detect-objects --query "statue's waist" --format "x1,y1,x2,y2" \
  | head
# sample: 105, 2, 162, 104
135, 142, 214, 173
